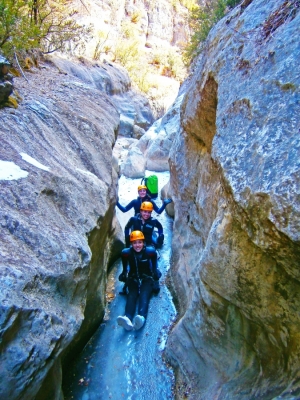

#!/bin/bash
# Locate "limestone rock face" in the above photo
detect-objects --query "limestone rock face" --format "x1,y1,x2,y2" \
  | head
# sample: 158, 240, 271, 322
120, 146, 146, 178
140, 92, 184, 171
74, 0, 190, 55
50, 56, 154, 137
112, 136, 138, 173
71, 0, 188, 117
0, 57, 132, 399
166, 0, 300, 398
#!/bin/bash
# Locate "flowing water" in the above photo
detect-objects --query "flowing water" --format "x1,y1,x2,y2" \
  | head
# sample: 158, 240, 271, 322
63, 171, 176, 400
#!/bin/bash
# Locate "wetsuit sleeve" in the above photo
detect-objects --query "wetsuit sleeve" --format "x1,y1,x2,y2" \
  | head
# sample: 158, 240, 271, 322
116, 200, 136, 213
145, 247, 161, 280
151, 200, 167, 215
120, 248, 131, 280
155, 219, 163, 235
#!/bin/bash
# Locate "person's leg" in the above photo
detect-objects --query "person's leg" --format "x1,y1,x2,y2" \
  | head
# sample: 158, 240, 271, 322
132, 278, 153, 330
138, 278, 153, 318
117, 279, 139, 331
124, 279, 139, 321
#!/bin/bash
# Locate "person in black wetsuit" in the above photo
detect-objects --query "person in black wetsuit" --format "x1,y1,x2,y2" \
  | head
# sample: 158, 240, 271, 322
117, 230, 161, 331
124, 201, 164, 248
116, 184, 172, 215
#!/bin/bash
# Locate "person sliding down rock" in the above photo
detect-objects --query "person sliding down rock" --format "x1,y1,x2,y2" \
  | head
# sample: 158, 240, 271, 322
116, 184, 172, 216
120, 201, 164, 296
117, 231, 161, 331
124, 201, 164, 249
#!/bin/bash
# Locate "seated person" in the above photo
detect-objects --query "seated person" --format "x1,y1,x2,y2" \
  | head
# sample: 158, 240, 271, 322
117, 184, 172, 215
117, 230, 161, 331
124, 201, 164, 248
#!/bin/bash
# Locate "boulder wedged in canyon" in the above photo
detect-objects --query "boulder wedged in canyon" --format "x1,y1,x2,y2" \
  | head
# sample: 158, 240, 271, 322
124, 91, 184, 173
0, 57, 132, 399
50, 56, 154, 138
165, 0, 300, 398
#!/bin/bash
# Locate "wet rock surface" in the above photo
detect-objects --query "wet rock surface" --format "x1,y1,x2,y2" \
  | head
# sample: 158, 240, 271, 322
165, 0, 300, 398
0, 56, 151, 399
63, 172, 176, 400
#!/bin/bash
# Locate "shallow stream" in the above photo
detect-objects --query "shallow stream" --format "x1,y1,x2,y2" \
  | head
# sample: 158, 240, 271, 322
63, 172, 176, 400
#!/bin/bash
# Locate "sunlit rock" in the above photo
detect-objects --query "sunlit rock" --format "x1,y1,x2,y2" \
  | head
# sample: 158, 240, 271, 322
49, 56, 154, 138
161, 181, 174, 217
120, 146, 146, 178
133, 125, 145, 139
0, 56, 131, 399
133, 91, 184, 171
166, 0, 300, 398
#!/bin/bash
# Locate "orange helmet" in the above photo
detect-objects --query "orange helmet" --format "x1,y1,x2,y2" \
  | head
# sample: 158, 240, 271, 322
130, 230, 145, 242
138, 185, 147, 191
140, 201, 153, 211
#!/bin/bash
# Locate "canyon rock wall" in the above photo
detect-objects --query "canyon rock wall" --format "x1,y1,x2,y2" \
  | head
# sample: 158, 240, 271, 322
71, 0, 190, 116
166, 0, 300, 398
73, 0, 190, 54
50, 56, 154, 138
0, 56, 140, 399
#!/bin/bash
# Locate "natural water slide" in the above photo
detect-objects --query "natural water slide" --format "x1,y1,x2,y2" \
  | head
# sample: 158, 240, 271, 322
63, 172, 176, 400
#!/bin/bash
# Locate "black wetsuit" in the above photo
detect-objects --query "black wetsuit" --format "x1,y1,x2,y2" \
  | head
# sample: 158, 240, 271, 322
124, 214, 163, 247
120, 246, 160, 320
117, 195, 168, 215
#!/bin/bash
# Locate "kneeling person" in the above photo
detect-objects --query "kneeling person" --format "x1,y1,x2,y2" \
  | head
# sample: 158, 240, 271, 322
117, 231, 161, 331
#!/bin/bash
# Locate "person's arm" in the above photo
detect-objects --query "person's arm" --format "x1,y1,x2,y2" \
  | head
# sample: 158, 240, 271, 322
155, 219, 164, 246
155, 219, 163, 235
145, 246, 161, 280
116, 199, 136, 213
119, 248, 130, 281
151, 199, 173, 214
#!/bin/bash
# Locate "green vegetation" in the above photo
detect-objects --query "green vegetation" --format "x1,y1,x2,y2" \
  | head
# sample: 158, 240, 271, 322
184, 0, 242, 64
0, 0, 40, 55
93, 30, 111, 61
171, 0, 198, 11
0, 0, 92, 61
150, 48, 186, 81
105, 18, 186, 95
180, 0, 199, 11
2, 0, 244, 96
111, 20, 141, 72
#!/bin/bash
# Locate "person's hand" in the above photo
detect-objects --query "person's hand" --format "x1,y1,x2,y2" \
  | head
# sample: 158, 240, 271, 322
157, 233, 164, 246
164, 198, 172, 205
153, 269, 162, 281
119, 272, 127, 282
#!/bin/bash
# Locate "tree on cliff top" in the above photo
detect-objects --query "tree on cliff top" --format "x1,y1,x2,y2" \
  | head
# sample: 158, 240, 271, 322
184, 0, 242, 64
0, 0, 92, 60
